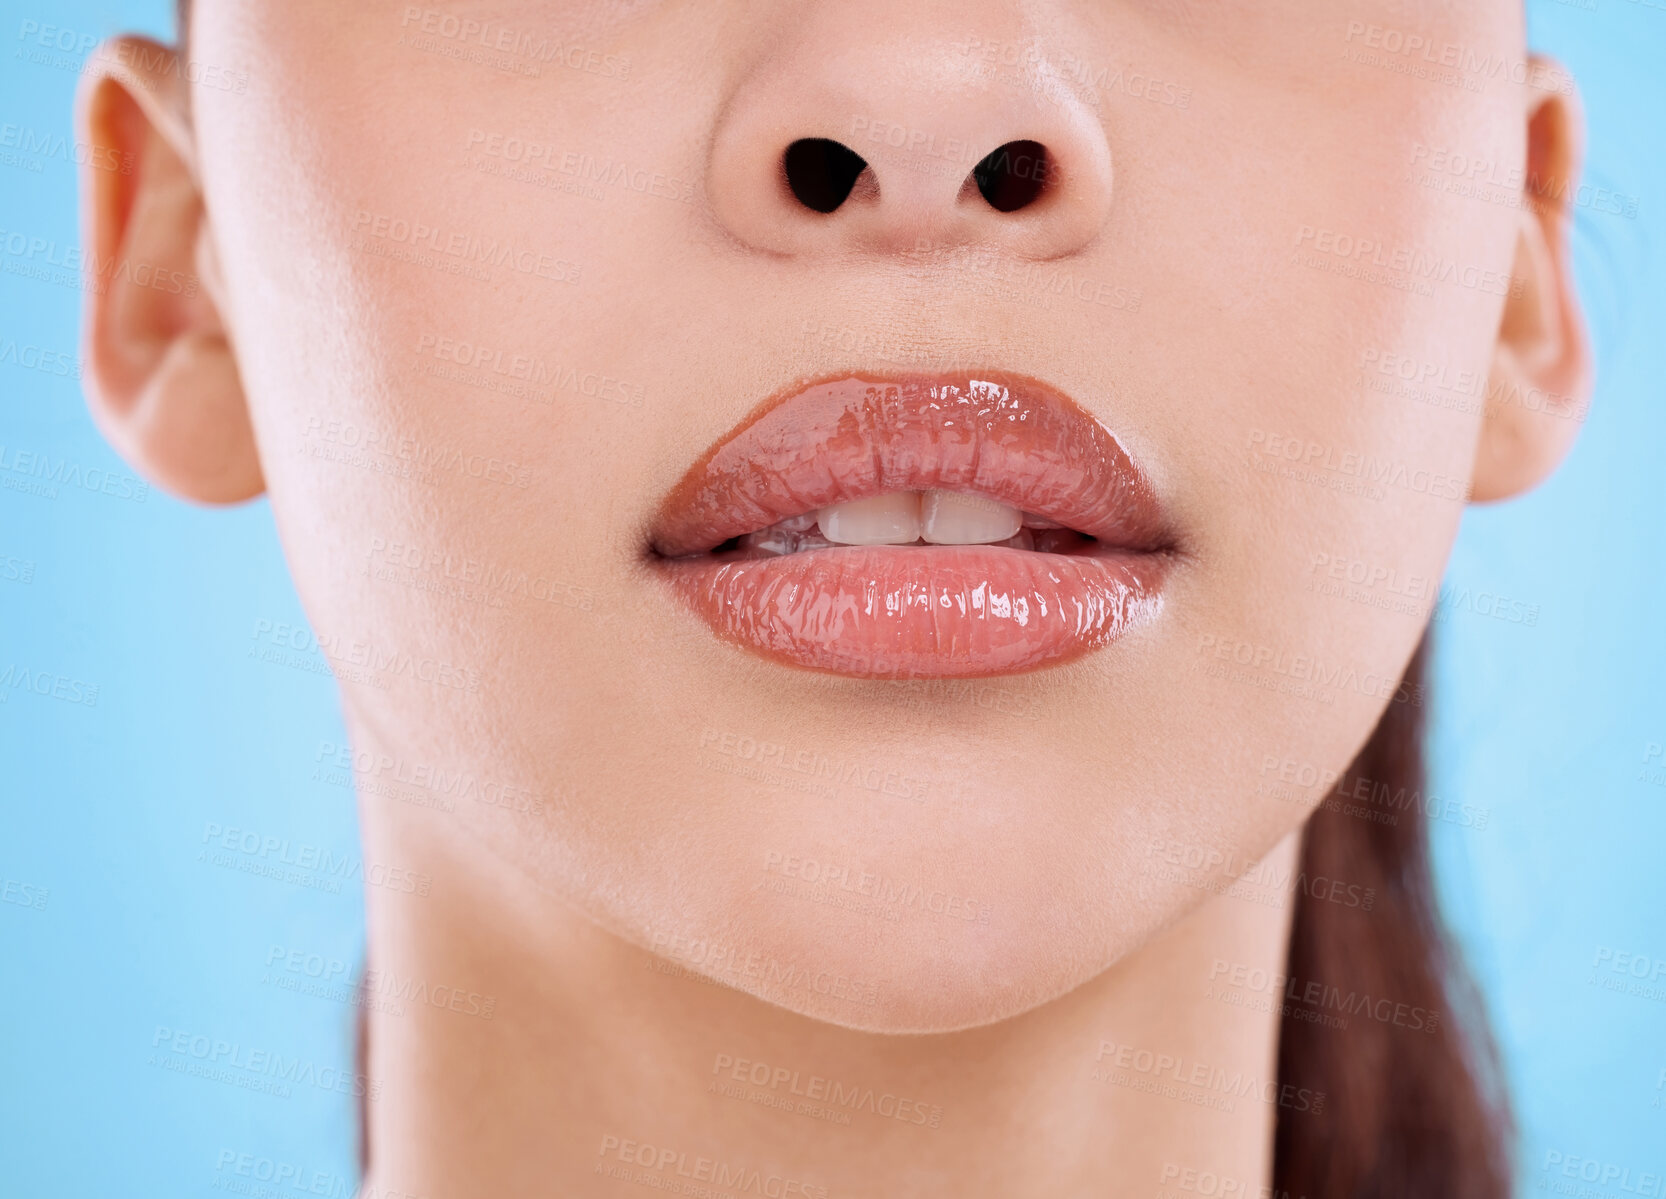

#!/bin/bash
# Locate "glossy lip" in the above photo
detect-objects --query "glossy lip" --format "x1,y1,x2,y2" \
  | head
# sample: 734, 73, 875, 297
647, 373, 1177, 678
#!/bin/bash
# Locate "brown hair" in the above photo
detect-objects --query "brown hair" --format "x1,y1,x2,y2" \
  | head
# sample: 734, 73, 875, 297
1272, 635, 1514, 1196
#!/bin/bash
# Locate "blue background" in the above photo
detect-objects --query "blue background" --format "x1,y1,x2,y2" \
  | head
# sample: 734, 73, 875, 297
1, 1, 1661, 1194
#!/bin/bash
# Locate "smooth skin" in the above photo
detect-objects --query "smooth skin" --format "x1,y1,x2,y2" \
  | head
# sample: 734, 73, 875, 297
77, 2, 1589, 1195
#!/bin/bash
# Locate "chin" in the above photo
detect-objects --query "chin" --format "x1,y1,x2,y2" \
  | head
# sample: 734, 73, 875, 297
631, 830, 1169, 1035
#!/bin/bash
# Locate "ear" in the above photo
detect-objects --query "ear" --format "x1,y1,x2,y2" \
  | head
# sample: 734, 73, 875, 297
75, 37, 264, 504
1469, 57, 1593, 504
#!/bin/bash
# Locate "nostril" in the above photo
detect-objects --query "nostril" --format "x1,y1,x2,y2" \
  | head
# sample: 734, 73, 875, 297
970, 140, 1051, 213
783, 138, 869, 214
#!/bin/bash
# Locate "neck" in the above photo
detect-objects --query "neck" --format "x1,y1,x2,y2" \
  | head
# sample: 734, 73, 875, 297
354, 792, 1300, 1199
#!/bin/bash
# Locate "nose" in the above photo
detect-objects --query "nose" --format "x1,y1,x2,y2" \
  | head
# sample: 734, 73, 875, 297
704, 4, 1115, 260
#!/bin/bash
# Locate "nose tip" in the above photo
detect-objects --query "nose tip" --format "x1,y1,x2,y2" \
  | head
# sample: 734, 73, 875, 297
704, 19, 1113, 260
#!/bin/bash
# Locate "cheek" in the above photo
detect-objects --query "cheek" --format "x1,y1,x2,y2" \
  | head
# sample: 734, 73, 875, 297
193, 7, 651, 662
1088, 59, 1522, 914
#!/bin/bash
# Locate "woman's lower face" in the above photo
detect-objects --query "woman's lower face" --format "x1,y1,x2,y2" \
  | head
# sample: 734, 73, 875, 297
188, 0, 1529, 1032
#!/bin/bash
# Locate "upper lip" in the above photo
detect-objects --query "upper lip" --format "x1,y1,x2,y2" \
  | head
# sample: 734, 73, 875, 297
648, 372, 1173, 559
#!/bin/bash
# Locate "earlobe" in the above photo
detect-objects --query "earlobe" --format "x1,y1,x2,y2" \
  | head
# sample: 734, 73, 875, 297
1469, 58, 1593, 504
76, 37, 264, 505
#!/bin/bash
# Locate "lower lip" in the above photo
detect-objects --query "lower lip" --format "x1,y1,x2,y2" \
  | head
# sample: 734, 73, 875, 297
658, 546, 1168, 678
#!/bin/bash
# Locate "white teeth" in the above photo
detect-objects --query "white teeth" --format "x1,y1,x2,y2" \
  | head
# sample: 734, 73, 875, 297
776, 491, 1037, 549
920, 490, 1023, 545
817, 493, 923, 545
